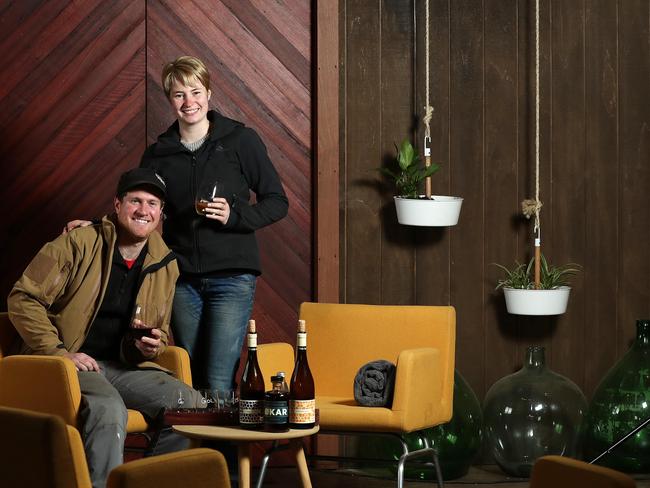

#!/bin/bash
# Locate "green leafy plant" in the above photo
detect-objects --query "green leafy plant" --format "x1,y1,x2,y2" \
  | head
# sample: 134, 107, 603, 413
493, 254, 580, 290
379, 139, 440, 199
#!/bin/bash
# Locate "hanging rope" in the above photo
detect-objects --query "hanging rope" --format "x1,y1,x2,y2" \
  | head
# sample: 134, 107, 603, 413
422, 0, 434, 198
522, 0, 542, 233
423, 0, 433, 138
521, 0, 543, 288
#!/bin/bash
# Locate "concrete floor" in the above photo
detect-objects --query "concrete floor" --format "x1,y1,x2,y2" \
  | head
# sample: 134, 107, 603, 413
258, 464, 650, 487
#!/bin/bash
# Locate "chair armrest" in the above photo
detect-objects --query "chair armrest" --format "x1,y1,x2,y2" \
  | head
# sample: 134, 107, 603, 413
257, 342, 294, 380
0, 355, 81, 426
67, 425, 93, 488
154, 346, 192, 386
391, 347, 451, 432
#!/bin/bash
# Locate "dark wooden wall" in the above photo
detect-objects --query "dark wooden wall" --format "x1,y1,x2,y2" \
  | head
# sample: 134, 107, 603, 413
0, 0, 312, 345
340, 0, 650, 400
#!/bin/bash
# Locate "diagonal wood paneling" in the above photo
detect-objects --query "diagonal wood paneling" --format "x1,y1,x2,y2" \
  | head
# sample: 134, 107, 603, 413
146, 0, 312, 344
0, 0, 146, 308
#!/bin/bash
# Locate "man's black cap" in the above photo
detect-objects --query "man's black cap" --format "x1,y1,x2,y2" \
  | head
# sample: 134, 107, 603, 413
116, 168, 167, 200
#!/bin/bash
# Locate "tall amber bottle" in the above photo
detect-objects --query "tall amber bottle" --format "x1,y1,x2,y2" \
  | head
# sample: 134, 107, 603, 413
289, 319, 316, 428
239, 320, 265, 429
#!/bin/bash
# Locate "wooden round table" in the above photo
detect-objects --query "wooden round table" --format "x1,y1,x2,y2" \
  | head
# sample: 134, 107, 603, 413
172, 424, 319, 488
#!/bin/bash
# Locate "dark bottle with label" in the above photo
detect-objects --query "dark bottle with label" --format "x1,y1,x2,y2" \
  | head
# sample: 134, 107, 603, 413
239, 320, 265, 430
264, 374, 289, 432
289, 319, 316, 429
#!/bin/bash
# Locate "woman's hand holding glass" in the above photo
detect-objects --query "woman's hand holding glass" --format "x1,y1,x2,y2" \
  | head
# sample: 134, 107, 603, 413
195, 180, 230, 224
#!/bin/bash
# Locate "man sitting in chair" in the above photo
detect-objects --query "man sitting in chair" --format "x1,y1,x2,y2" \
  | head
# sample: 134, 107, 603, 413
7, 168, 200, 488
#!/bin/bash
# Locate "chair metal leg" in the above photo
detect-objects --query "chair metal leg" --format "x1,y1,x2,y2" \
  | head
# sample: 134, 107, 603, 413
423, 437, 443, 488
307, 430, 444, 488
396, 436, 443, 488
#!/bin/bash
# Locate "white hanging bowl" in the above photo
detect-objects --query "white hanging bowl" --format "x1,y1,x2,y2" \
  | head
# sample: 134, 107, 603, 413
503, 286, 571, 316
394, 195, 463, 227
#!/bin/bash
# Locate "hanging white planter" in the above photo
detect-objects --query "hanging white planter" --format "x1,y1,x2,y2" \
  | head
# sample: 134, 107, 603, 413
503, 286, 571, 316
394, 195, 463, 227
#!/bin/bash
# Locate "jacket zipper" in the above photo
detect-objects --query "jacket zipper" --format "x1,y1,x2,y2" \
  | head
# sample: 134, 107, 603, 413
191, 154, 202, 274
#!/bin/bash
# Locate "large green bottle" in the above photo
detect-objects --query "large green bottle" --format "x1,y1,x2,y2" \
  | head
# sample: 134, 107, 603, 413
583, 319, 650, 472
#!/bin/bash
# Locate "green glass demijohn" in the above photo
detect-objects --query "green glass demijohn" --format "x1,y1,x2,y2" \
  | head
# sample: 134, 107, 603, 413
354, 370, 482, 481
583, 319, 650, 472
482, 345, 588, 477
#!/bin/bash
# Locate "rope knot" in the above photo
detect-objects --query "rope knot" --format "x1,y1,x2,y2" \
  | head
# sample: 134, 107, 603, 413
521, 199, 542, 219
422, 105, 434, 138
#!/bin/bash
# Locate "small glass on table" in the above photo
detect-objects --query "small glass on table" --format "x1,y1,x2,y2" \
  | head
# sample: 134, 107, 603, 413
164, 388, 238, 426
201, 389, 238, 425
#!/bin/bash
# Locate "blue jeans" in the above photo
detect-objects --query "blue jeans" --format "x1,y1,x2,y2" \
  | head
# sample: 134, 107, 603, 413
171, 274, 256, 390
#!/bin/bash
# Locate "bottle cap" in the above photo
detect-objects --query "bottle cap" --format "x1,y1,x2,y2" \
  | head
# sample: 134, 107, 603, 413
271, 374, 284, 382
248, 319, 256, 333
298, 319, 306, 333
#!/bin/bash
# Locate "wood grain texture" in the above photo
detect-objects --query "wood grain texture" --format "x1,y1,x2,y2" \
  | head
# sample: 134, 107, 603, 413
448, 0, 486, 395
583, 0, 620, 397
549, 0, 586, 387
343, 0, 383, 305
380, 0, 416, 305
0, 0, 146, 308
315, 0, 340, 303
618, 0, 650, 351
483, 0, 520, 396
340, 0, 650, 399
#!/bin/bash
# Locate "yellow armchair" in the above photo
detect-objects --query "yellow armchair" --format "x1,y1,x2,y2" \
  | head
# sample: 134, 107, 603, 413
530, 455, 636, 488
0, 406, 230, 488
0, 405, 92, 488
0, 312, 192, 439
257, 302, 456, 488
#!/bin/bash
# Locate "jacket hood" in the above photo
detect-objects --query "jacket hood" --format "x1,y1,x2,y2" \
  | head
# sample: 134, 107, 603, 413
151, 110, 243, 156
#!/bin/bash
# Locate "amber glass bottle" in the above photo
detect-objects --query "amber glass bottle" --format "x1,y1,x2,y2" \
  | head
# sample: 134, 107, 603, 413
239, 320, 265, 430
289, 319, 316, 429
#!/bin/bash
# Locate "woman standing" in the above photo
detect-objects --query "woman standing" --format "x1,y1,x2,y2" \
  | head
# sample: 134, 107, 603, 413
140, 56, 288, 390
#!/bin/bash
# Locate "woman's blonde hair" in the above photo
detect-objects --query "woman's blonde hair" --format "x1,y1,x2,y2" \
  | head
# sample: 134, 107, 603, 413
161, 56, 211, 98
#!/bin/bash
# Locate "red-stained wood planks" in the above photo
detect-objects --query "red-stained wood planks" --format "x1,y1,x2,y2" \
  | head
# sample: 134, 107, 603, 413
0, 1, 146, 308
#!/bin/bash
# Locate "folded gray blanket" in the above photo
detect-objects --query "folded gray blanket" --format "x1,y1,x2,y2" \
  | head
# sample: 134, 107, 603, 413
354, 360, 396, 407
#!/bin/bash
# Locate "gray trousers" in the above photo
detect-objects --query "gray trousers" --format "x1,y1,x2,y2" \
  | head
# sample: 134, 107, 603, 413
78, 361, 201, 488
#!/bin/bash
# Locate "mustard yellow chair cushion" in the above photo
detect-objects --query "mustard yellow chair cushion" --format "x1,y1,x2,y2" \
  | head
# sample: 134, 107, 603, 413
258, 303, 456, 434
530, 455, 636, 488
0, 405, 92, 488
107, 448, 230, 488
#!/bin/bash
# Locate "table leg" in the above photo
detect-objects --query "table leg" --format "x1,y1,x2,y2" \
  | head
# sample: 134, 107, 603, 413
290, 439, 312, 488
238, 442, 251, 488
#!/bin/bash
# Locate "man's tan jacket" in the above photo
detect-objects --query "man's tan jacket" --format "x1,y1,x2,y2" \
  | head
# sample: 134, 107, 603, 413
7, 215, 179, 367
